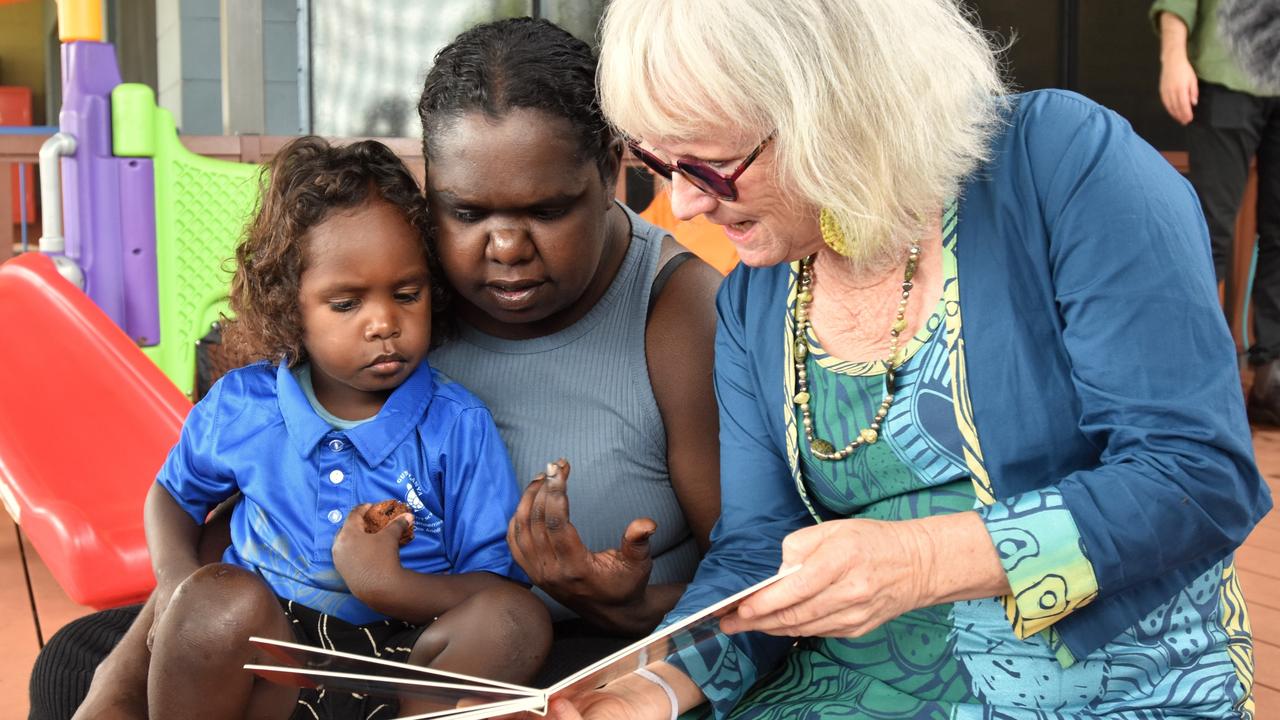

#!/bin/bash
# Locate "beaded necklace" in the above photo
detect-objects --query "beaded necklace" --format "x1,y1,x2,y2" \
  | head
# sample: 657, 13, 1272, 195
794, 245, 921, 461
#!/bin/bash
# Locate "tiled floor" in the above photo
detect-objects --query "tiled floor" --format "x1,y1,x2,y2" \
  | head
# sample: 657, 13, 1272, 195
1, 511, 94, 719
2, 433, 1279, 719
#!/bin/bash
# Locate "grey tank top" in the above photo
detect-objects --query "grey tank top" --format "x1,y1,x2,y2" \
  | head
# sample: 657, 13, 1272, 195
430, 205, 700, 620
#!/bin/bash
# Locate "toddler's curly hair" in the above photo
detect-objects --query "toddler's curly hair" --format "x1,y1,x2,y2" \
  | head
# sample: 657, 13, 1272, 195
225, 136, 446, 366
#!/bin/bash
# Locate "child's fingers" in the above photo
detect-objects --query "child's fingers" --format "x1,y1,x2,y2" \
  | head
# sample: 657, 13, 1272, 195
389, 512, 414, 533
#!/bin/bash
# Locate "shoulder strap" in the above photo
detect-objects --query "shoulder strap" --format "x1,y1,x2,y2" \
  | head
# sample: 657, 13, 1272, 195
647, 250, 695, 317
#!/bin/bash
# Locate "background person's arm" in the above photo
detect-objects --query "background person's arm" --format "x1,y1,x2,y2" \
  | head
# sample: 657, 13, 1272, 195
1155, 6, 1198, 124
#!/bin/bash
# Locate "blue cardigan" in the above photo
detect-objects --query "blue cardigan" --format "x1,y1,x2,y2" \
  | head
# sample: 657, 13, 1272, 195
667, 90, 1270, 698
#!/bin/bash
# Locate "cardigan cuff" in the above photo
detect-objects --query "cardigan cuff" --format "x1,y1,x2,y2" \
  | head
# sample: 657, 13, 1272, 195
978, 488, 1100, 651
663, 626, 757, 720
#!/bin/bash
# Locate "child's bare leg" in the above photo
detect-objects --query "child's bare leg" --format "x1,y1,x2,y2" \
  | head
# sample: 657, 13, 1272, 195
413, 582, 552, 681
146, 563, 299, 720
67, 508, 233, 719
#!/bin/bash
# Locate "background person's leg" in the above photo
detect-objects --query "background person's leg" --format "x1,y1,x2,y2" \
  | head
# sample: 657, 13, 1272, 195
1187, 83, 1261, 286
1248, 96, 1280, 423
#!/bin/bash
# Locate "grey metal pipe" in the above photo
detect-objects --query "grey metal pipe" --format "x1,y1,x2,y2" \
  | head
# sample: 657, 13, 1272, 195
37, 132, 84, 288
37, 132, 77, 254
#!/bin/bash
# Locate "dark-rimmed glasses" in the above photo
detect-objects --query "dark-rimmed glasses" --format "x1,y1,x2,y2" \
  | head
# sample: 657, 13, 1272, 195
625, 132, 775, 202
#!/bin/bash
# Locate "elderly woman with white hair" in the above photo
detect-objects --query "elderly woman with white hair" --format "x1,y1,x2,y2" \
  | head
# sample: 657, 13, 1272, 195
547, 0, 1272, 718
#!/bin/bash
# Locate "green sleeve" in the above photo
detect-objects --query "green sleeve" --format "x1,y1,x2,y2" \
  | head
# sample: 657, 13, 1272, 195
1149, 0, 1198, 36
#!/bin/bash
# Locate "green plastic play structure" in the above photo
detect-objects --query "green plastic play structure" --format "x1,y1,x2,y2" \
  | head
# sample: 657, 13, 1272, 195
111, 83, 260, 397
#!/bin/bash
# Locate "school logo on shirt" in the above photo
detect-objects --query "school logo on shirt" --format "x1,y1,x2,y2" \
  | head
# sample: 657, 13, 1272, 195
397, 469, 443, 534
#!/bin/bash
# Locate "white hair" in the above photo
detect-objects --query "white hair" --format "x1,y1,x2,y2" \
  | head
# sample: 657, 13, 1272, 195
598, 0, 1009, 268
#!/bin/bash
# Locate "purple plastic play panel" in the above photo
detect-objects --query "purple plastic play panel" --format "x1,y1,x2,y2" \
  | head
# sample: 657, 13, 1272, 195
58, 42, 160, 345
119, 158, 160, 344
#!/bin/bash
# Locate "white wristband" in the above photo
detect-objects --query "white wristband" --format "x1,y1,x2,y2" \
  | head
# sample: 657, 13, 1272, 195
633, 666, 679, 720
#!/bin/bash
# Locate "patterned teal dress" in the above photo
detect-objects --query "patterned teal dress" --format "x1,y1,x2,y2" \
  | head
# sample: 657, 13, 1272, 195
711, 207, 1255, 719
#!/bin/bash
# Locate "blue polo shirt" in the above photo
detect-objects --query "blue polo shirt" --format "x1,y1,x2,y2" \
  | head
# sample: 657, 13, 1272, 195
157, 359, 524, 625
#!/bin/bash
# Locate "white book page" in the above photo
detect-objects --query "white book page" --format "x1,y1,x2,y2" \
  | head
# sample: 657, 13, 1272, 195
546, 565, 800, 700
244, 566, 800, 718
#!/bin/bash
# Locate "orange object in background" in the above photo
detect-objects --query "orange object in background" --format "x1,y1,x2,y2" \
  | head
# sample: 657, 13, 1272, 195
0, 86, 37, 224
640, 187, 739, 275
0, 253, 191, 609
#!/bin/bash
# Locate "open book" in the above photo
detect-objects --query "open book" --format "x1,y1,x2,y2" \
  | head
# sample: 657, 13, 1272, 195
245, 566, 799, 720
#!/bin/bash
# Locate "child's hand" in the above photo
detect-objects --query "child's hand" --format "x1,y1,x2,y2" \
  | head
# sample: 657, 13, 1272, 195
332, 503, 411, 596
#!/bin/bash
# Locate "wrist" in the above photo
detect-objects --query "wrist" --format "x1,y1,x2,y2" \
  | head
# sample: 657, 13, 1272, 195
910, 513, 1008, 606
615, 663, 702, 720
571, 591, 653, 636
346, 561, 402, 606
903, 519, 942, 607
633, 668, 678, 720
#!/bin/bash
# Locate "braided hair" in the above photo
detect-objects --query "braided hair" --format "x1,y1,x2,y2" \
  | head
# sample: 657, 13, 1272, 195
417, 17, 617, 178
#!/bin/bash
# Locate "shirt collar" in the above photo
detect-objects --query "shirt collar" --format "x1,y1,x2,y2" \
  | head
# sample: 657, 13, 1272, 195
277, 360, 435, 465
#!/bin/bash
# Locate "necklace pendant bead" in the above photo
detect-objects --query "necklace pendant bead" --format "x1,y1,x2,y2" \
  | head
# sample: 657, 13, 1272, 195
793, 391, 810, 405
859, 428, 879, 444
795, 341, 808, 358
810, 438, 835, 455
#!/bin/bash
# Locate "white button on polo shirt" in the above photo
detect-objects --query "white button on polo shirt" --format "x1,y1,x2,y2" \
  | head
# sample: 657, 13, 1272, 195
329, 469, 344, 484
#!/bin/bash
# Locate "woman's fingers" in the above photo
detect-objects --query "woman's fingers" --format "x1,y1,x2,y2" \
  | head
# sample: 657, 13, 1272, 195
732, 525, 837, 621
509, 460, 595, 583
528, 460, 589, 563
619, 517, 657, 564
537, 460, 572, 534
509, 474, 544, 546
724, 519, 935, 638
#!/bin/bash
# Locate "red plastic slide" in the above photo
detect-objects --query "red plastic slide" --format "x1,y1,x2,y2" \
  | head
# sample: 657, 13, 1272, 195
0, 253, 190, 608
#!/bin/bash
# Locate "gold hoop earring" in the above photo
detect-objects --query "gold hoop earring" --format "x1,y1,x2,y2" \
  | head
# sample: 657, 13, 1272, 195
819, 208, 852, 257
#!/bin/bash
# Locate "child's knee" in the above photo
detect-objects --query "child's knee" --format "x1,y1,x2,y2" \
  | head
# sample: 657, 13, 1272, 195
475, 583, 552, 644
422, 583, 552, 665
161, 563, 281, 650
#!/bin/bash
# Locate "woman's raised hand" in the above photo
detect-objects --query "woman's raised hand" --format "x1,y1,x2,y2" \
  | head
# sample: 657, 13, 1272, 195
507, 459, 658, 611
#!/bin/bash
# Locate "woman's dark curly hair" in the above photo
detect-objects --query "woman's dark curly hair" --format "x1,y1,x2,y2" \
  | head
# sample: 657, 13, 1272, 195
417, 17, 618, 179
224, 136, 447, 367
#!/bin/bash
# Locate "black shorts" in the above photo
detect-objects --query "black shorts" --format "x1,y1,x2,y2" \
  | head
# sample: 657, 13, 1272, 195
278, 598, 429, 720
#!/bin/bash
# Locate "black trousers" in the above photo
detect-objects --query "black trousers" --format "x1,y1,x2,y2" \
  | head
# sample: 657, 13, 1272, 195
1187, 81, 1280, 361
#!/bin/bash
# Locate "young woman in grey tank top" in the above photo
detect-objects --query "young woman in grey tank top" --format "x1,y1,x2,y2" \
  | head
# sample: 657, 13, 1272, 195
419, 18, 723, 673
